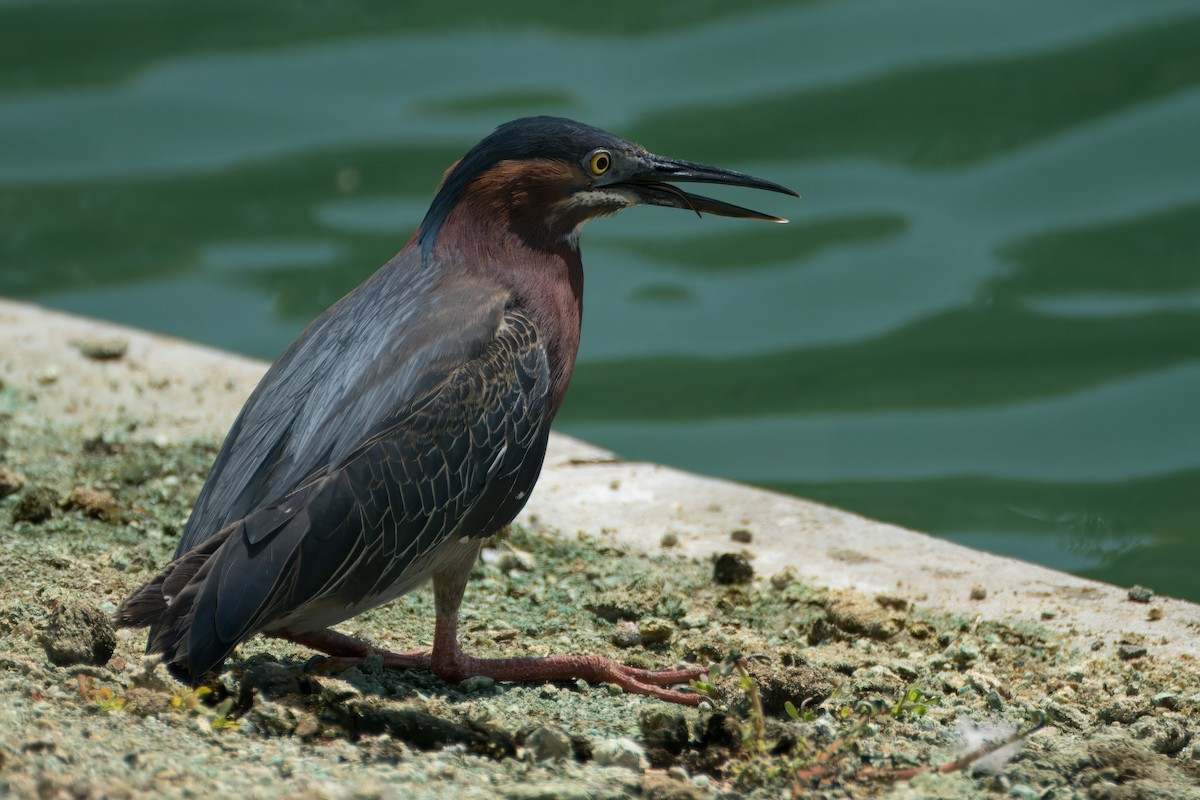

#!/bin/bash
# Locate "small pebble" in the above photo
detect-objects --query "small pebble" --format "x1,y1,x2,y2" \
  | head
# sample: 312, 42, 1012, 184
875, 594, 908, 611
11, 486, 58, 524
611, 621, 641, 648
0, 466, 26, 498
38, 599, 117, 666
67, 486, 122, 523
523, 726, 572, 762
712, 552, 753, 585
660, 531, 678, 548
1147, 605, 1163, 621
497, 548, 535, 573
729, 529, 752, 543
1127, 585, 1155, 603
637, 618, 674, 645
1117, 644, 1147, 661
592, 737, 647, 771
1009, 785, 1040, 800
641, 710, 689, 755
1132, 717, 1190, 755
1151, 691, 1179, 710
459, 675, 494, 693
293, 714, 321, 740
826, 593, 902, 641
969, 584, 987, 601
73, 336, 129, 360
770, 566, 797, 590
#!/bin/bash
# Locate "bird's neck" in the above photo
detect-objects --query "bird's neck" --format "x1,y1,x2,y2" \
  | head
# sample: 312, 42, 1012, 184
432, 204, 584, 416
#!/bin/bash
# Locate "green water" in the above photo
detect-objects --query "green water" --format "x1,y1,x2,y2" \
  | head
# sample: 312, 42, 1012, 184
2, 1, 1198, 600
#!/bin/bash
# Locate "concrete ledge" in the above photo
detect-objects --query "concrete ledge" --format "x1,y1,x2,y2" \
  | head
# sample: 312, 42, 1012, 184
2, 297, 1195, 661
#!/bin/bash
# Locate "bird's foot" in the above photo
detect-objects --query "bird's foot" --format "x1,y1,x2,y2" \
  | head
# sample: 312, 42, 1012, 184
278, 628, 432, 672
432, 647, 706, 706
278, 628, 704, 704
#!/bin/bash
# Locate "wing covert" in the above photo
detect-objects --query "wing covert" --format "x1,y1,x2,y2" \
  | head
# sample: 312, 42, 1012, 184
177, 251, 510, 556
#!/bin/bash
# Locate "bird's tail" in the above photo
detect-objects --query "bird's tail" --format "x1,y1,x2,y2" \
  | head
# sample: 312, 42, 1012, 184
114, 524, 236, 682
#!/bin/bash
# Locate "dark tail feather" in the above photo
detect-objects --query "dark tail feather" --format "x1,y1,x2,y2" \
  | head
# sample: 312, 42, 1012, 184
115, 525, 235, 628
114, 524, 238, 682
113, 572, 172, 628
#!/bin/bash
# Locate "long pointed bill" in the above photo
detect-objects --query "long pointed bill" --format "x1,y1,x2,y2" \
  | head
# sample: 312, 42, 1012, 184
619, 154, 799, 223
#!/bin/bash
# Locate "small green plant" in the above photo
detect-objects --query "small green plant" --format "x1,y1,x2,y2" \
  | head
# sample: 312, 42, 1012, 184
75, 674, 127, 713
706, 660, 1036, 794
891, 685, 932, 717
687, 650, 771, 753
170, 685, 240, 733
688, 650, 740, 698
170, 685, 213, 713
733, 658, 767, 753
209, 697, 241, 733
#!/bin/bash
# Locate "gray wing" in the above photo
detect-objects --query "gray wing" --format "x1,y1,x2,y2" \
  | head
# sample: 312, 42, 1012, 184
178, 250, 506, 556
155, 306, 551, 678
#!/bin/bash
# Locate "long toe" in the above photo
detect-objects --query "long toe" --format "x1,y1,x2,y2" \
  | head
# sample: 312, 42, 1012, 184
375, 647, 433, 670
613, 663, 707, 686
283, 629, 435, 672
432, 648, 704, 706
598, 662, 706, 705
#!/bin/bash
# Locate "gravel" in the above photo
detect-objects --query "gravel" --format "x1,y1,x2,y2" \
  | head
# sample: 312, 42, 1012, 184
2, 376, 1200, 799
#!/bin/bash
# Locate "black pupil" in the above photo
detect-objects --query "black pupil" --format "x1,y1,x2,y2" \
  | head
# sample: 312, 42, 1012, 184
596, 155, 608, 171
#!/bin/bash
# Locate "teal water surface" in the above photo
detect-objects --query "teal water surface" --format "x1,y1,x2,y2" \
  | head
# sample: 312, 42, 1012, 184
2, 1, 1198, 600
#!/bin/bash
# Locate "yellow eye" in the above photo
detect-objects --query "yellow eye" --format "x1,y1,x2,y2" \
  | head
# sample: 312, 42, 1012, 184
588, 150, 612, 176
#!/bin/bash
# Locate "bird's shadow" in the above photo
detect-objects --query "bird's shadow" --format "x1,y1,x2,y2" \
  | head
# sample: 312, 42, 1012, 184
219, 651, 559, 759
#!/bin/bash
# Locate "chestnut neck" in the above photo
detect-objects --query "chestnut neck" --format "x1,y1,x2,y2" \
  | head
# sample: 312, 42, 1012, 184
429, 193, 585, 416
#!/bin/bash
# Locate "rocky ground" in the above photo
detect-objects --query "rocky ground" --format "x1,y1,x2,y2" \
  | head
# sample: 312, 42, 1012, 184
2, 370, 1200, 799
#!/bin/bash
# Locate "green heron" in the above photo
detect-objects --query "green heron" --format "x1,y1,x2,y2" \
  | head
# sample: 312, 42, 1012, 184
117, 117, 796, 705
